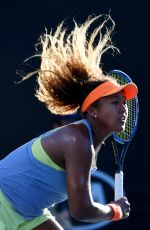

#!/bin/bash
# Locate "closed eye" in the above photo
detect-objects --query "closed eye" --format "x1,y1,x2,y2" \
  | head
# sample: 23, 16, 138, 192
112, 101, 119, 104
112, 101, 127, 108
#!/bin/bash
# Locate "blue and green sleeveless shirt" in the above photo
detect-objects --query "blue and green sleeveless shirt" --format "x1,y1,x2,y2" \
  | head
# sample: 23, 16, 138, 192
0, 119, 96, 220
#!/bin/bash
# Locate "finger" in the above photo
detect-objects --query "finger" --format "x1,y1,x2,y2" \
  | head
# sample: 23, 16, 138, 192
123, 206, 131, 217
123, 212, 130, 219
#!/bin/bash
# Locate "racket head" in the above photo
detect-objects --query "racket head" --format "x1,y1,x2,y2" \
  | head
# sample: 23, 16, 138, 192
109, 70, 139, 144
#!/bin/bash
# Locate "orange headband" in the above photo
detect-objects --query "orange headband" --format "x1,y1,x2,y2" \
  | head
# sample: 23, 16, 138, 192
81, 81, 138, 112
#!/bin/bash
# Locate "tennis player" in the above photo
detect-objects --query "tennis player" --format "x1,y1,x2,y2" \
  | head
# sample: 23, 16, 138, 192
0, 15, 138, 230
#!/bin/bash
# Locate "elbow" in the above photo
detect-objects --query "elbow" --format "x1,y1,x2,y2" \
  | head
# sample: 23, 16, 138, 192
70, 211, 84, 221
69, 206, 91, 222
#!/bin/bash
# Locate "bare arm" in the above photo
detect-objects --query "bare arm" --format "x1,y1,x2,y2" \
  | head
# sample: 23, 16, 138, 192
42, 123, 130, 222
64, 134, 114, 222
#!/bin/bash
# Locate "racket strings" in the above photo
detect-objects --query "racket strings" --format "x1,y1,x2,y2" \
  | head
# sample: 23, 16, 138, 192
111, 73, 137, 141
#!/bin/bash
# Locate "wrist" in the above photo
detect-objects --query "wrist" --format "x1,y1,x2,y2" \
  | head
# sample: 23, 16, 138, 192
108, 203, 123, 221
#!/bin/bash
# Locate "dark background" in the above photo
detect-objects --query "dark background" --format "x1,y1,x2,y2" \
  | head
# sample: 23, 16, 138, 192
0, 0, 148, 229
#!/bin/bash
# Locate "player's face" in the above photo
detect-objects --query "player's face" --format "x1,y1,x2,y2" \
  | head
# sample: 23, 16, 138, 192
95, 91, 128, 133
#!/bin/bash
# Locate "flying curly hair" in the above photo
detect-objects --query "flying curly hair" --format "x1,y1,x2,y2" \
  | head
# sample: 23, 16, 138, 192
23, 14, 119, 115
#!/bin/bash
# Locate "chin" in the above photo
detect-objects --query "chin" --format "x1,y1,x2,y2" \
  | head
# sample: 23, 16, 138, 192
116, 126, 125, 133
120, 126, 126, 132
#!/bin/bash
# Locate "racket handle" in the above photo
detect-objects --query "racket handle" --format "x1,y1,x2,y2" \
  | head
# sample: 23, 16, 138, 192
115, 171, 124, 201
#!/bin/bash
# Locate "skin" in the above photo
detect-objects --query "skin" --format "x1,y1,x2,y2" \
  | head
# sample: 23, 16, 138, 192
34, 91, 130, 230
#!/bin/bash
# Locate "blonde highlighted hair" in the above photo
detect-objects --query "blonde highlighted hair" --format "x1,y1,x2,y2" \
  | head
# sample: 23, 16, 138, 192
23, 14, 119, 115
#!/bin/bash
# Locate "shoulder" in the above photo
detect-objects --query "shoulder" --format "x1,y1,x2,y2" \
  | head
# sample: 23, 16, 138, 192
61, 122, 91, 151
42, 121, 93, 167
61, 122, 94, 172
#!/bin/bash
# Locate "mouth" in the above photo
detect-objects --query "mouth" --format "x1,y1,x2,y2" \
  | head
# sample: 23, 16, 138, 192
119, 117, 127, 125
120, 120, 126, 125
120, 115, 127, 120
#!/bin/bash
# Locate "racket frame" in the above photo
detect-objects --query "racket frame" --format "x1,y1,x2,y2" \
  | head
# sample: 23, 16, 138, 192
109, 69, 139, 200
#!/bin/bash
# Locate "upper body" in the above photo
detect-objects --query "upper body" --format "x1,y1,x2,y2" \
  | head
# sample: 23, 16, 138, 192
0, 14, 138, 223
0, 91, 133, 222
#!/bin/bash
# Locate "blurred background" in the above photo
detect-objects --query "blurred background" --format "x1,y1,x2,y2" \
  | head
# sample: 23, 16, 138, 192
0, 0, 148, 229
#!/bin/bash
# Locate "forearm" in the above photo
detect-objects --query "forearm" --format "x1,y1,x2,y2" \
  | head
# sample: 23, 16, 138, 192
72, 202, 114, 222
88, 202, 113, 222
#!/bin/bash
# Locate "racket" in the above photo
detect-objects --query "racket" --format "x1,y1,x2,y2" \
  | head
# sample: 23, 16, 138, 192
109, 69, 139, 201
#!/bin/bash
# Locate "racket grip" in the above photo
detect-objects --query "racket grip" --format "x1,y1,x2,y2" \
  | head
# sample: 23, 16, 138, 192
115, 171, 124, 201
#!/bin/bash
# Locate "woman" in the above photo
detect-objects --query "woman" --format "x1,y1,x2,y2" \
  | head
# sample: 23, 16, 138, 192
0, 15, 138, 230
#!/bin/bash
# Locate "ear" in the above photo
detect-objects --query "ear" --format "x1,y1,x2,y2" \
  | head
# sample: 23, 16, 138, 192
86, 106, 98, 118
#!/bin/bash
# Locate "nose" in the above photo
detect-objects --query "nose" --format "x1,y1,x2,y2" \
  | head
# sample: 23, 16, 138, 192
119, 103, 128, 115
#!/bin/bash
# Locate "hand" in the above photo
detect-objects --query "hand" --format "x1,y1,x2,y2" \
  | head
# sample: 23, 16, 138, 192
112, 197, 130, 219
